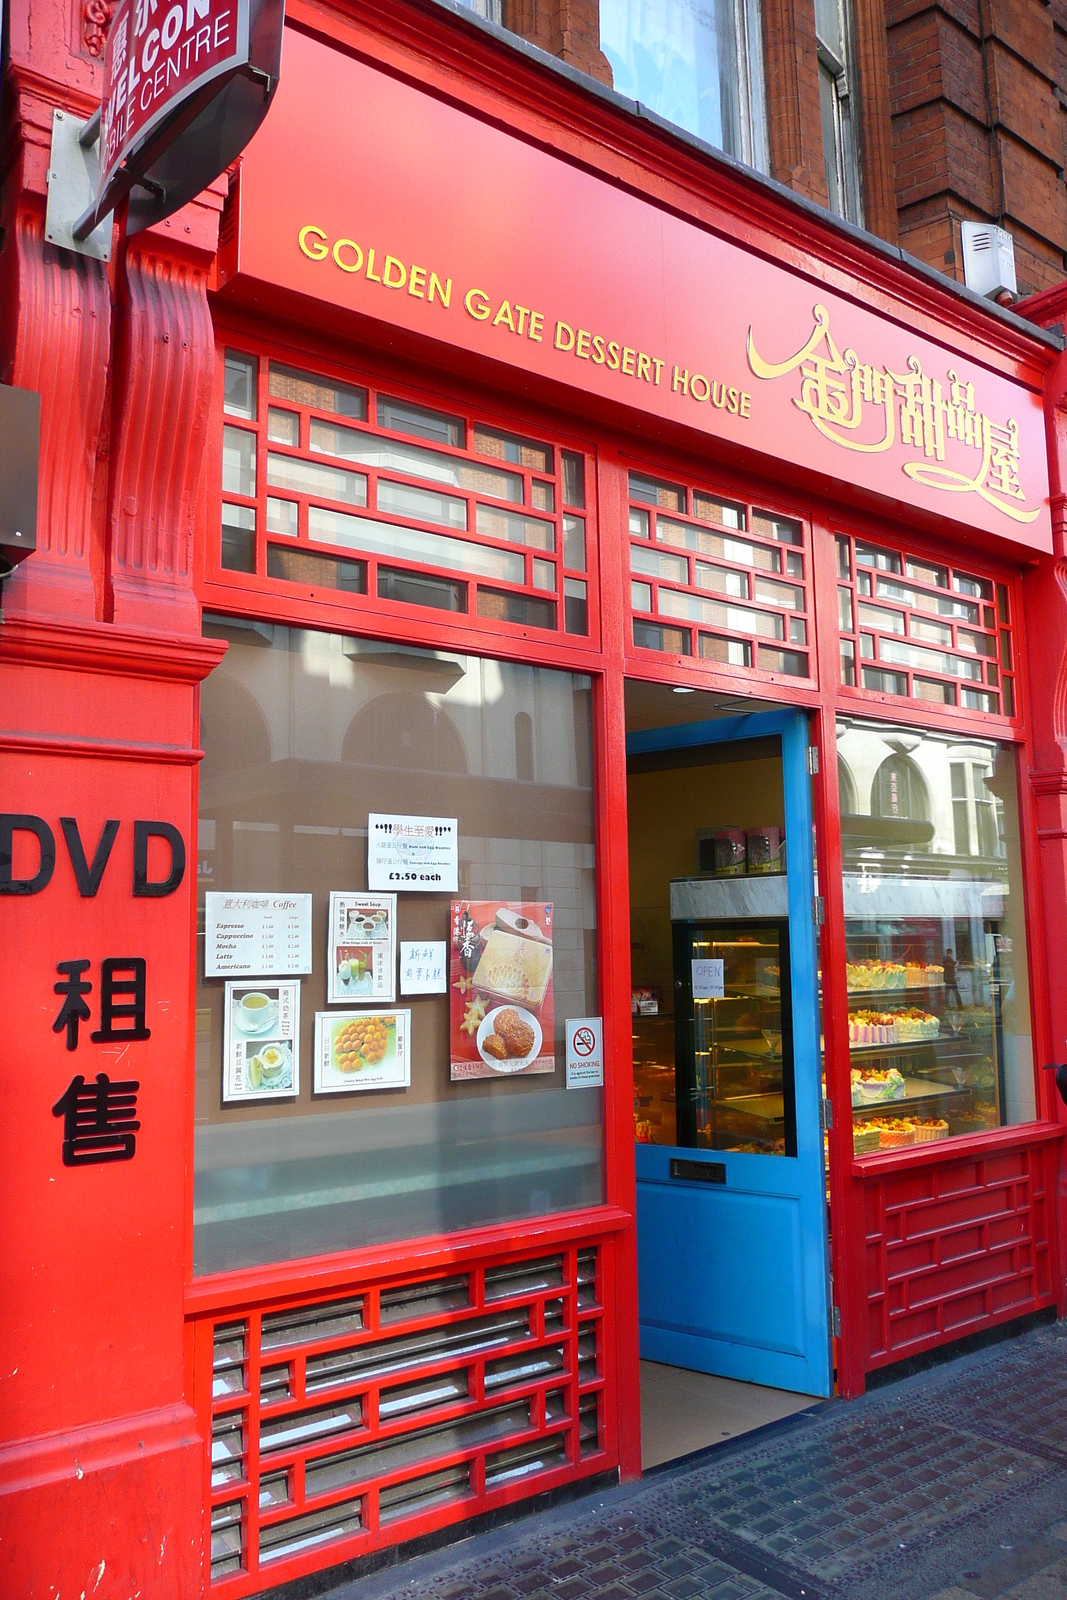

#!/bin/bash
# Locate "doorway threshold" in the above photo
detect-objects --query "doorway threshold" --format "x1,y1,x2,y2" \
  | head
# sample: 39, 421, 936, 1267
640, 1359, 818, 1470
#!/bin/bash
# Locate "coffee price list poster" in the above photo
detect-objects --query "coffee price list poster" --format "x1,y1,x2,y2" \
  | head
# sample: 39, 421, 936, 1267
205, 892, 313, 978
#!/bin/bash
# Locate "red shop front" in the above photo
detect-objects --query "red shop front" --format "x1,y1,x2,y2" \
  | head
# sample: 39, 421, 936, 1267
4, 3, 1067, 1596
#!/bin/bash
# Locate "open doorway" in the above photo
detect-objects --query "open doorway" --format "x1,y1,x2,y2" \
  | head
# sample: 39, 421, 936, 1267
625, 680, 830, 1468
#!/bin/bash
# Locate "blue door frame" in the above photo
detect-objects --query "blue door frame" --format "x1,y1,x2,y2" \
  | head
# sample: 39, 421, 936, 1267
628, 707, 832, 1398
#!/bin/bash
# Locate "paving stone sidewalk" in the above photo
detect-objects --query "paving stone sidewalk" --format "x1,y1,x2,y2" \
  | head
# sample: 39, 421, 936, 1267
278, 1319, 1067, 1600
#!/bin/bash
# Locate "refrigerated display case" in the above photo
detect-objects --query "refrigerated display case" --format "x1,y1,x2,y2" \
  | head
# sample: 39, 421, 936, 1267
843, 874, 1009, 1152
632, 876, 798, 1156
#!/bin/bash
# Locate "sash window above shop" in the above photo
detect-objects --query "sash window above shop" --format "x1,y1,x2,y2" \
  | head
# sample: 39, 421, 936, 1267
217, 350, 595, 646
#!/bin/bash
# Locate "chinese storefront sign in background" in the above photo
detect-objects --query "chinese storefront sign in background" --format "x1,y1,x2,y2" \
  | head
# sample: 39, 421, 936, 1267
204, 892, 313, 977
367, 813, 458, 893
449, 901, 555, 1080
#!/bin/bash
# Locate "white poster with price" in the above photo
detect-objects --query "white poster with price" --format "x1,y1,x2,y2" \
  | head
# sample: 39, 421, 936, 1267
566, 1017, 604, 1088
367, 814, 458, 893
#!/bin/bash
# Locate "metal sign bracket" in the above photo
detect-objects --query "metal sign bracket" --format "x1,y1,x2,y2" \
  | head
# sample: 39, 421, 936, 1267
44, 110, 112, 262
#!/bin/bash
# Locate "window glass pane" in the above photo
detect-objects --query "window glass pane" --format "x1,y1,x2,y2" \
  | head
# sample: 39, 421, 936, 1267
531, 481, 555, 512
953, 571, 994, 601
195, 624, 602, 1272
878, 637, 982, 680
692, 492, 745, 530
855, 541, 902, 573
629, 507, 650, 539
221, 503, 255, 572
699, 632, 751, 666
533, 558, 556, 591
838, 587, 853, 632
658, 588, 783, 638
751, 510, 802, 544
313, 426, 523, 502
564, 577, 589, 635
267, 453, 367, 508
563, 516, 586, 571
836, 718, 1033, 1153
477, 588, 556, 628
758, 645, 807, 676
309, 510, 525, 584
906, 558, 948, 589
473, 424, 551, 472
631, 544, 687, 584
857, 602, 905, 634
224, 351, 257, 419
223, 426, 256, 497
379, 395, 464, 447
658, 517, 776, 569
754, 576, 804, 609
633, 619, 691, 653
694, 561, 747, 598
631, 579, 653, 611
629, 471, 684, 511
267, 545, 366, 593
269, 362, 366, 419
910, 617, 953, 647
601, 0, 748, 159
267, 409, 299, 446
840, 638, 855, 685
266, 498, 298, 537
835, 534, 851, 577
562, 451, 585, 508
876, 577, 978, 623
476, 505, 555, 551
956, 628, 997, 658
377, 480, 468, 530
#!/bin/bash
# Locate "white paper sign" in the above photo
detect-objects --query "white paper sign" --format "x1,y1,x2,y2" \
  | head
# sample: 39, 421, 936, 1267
368, 814, 458, 893
205, 893, 312, 978
223, 981, 300, 1102
327, 891, 397, 1004
692, 958, 725, 999
566, 1016, 604, 1088
400, 941, 448, 994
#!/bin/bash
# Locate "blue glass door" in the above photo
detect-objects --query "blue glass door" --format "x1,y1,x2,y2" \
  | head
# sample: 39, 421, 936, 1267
629, 708, 831, 1397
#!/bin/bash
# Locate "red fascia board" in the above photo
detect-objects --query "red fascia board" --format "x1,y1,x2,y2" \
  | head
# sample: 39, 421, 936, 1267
285, 0, 1059, 389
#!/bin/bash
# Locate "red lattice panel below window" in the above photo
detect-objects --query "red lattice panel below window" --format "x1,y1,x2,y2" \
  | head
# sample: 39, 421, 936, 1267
860, 1133, 1059, 1371
195, 1241, 609, 1595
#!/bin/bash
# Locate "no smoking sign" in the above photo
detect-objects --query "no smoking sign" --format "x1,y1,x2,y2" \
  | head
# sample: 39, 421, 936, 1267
566, 1017, 603, 1088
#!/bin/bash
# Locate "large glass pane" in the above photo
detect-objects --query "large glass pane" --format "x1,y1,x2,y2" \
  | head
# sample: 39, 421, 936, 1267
836, 717, 1034, 1154
602, 0, 747, 158
195, 623, 601, 1273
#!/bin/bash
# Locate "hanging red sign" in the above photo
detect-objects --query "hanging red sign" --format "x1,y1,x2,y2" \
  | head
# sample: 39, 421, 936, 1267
77, 0, 283, 237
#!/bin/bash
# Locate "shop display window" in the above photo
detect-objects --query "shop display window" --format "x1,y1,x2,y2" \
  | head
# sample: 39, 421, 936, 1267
627, 471, 812, 679
217, 349, 595, 644
835, 533, 1018, 719
194, 618, 602, 1275
835, 716, 1035, 1155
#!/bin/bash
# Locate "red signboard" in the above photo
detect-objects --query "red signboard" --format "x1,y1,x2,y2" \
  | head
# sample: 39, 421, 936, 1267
222, 30, 1052, 552
100, 0, 247, 197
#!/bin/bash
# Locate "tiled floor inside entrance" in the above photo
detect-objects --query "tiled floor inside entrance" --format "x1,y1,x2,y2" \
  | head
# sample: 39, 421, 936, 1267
639, 1359, 819, 1468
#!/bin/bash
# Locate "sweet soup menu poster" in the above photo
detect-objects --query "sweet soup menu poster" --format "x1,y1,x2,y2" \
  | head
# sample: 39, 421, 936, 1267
449, 901, 555, 1081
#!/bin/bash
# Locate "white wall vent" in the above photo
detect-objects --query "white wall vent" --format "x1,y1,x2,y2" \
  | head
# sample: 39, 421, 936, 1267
961, 221, 1017, 298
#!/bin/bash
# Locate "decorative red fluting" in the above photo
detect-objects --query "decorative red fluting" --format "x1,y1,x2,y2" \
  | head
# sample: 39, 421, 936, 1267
107, 240, 216, 632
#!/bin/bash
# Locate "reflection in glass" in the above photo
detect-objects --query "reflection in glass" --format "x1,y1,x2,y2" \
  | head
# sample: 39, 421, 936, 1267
195, 623, 601, 1273
601, 0, 767, 167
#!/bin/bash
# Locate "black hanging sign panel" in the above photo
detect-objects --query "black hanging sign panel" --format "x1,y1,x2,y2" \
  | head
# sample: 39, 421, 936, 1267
74, 0, 284, 238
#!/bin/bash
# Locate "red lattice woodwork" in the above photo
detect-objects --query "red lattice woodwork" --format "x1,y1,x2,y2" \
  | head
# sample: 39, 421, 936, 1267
191, 1233, 616, 1595
858, 1127, 1061, 1369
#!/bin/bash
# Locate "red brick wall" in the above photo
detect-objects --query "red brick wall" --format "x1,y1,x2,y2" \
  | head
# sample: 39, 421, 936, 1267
887, 0, 1067, 295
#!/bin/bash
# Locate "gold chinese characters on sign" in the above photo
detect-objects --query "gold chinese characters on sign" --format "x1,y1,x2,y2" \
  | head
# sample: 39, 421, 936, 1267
747, 304, 1039, 524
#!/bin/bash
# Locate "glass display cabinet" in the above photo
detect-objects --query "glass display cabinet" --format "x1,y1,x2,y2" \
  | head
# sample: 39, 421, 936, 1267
633, 897, 798, 1157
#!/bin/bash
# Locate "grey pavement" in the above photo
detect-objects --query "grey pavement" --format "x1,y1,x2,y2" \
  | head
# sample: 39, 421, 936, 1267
270, 1317, 1067, 1600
